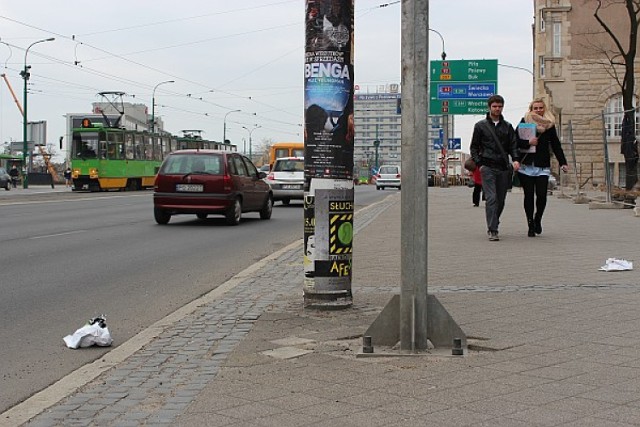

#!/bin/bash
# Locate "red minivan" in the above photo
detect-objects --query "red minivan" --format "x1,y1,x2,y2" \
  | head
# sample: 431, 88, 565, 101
153, 150, 273, 225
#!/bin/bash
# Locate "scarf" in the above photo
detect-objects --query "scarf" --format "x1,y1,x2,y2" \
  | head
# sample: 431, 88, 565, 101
524, 111, 555, 133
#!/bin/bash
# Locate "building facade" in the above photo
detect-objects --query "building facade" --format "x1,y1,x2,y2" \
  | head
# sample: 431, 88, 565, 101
353, 87, 459, 179
534, 0, 640, 189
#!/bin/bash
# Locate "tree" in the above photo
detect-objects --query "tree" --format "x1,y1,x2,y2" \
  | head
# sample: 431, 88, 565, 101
594, 0, 640, 189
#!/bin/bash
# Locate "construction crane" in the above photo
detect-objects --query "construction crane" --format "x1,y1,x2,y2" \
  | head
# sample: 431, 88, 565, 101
1, 73, 58, 182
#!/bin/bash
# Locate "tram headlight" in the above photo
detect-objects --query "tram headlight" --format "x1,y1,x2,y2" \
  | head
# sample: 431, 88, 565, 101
72, 168, 80, 179
89, 168, 98, 179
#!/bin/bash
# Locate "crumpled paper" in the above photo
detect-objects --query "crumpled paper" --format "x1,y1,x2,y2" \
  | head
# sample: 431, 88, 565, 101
63, 316, 113, 349
599, 258, 633, 272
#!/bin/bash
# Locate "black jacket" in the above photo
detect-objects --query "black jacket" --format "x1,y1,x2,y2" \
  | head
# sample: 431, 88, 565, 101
516, 119, 567, 168
470, 114, 519, 170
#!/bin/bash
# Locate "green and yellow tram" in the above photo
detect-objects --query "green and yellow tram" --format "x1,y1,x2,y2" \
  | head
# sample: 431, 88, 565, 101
70, 121, 235, 191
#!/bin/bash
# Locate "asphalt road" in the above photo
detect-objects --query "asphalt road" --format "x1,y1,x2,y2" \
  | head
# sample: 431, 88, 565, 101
0, 185, 387, 413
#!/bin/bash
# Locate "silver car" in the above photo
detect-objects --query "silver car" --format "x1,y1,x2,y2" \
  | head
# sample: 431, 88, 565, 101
375, 165, 401, 190
265, 157, 304, 205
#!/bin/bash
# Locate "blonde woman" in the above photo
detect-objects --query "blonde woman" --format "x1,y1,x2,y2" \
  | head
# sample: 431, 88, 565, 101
516, 99, 568, 237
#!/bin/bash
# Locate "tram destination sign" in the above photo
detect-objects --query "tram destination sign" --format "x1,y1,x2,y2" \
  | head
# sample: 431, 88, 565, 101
429, 59, 498, 115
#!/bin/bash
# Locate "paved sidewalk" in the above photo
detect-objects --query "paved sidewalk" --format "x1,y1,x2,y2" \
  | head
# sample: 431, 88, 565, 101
10, 186, 640, 426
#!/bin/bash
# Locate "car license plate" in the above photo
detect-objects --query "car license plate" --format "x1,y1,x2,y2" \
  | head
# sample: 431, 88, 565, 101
176, 184, 203, 192
282, 184, 301, 190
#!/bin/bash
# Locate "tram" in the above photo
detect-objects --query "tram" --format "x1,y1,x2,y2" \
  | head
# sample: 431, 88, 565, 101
70, 121, 235, 191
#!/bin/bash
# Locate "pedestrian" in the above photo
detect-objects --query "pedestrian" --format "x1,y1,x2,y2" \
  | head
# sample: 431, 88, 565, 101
471, 166, 483, 207
516, 98, 568, 237
9, 164, 19, 188
64, 167, 72, 188
470, 94, 520, 241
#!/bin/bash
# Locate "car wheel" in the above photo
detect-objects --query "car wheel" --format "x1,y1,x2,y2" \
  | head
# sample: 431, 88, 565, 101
4, 182, 10, 191
196, 213, 208, 220
398, 186, 401, 190
282, 198, 290, 206
154, 207, 171, 225
376, 186, 380, 191
260, 195, 273, 220
226, 198, 242, 226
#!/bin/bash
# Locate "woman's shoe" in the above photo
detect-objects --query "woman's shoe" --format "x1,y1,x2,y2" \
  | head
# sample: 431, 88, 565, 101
527, 219, 536, 237
534, 216, 542, 234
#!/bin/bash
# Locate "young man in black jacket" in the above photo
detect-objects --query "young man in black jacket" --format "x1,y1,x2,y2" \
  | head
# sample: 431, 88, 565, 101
470, 95, 520, 241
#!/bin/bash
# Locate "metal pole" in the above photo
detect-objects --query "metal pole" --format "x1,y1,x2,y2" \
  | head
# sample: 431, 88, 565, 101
21, 37, 54, 188
601, 111, 612, 203
400, 0, 429, 350
151, 80, 174, 134
242, 125, 261, 160
223, 109, 241, 144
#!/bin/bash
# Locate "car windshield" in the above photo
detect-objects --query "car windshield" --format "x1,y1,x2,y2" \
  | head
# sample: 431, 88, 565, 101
160, 154, 223, 175
273, 159, 304, 172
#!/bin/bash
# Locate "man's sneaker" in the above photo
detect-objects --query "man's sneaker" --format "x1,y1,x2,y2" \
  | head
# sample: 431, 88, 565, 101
488, 231, 499, 241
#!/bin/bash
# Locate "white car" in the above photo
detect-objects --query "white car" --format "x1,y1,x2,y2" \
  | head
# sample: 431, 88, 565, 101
375, 165, 401, 190
265, 157, 304, 205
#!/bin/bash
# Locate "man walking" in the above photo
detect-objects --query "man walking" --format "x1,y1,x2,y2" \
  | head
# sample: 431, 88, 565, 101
470, 95, 520, 241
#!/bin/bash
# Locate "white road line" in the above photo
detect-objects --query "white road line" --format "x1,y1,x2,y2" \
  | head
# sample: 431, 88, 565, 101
29, 230, 87, 240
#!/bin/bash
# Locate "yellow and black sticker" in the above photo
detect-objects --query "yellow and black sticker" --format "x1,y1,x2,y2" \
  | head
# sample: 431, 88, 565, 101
329, 213, 353, 254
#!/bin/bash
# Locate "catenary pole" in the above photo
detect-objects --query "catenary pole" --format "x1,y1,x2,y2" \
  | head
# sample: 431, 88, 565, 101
400, 0, 429, 350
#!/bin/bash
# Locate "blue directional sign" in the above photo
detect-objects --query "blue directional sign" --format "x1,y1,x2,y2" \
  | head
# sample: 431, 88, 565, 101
437, 83, 496, 100
448, 138, 461, 150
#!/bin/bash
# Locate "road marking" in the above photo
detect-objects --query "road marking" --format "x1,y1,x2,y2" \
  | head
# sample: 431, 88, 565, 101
29, 230, 87, 240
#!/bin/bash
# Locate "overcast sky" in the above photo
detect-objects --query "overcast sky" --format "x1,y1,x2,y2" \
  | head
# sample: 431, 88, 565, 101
0, 0, 534, 159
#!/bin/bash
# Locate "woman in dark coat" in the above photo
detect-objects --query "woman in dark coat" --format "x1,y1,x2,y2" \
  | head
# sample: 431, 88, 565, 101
516, 99, 568, 237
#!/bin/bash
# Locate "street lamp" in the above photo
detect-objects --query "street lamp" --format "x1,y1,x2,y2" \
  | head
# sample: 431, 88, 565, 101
223, 109, 241, 145
242, 125, 261, 160
151, 80, 174, 134
21, 37, 54, 188
428, 29, 446, 60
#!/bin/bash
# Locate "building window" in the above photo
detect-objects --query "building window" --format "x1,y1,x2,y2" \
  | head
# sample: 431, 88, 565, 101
604, 94, 640, 138
552, 22, 561, 56
539, 9, 545, 32
539, 56, 545, 77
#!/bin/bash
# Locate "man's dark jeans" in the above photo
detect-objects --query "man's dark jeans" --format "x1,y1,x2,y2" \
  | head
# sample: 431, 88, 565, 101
480, 166, 512, 233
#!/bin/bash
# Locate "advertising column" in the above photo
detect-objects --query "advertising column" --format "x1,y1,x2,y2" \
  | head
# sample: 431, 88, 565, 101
303, 0, 354, 308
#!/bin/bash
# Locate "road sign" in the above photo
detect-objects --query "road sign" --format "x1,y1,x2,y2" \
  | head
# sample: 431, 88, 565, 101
448, 138, 461, 150
10, 141, 35, 151
429, 59, 498, 115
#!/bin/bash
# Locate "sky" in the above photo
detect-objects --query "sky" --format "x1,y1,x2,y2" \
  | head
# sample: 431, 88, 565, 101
0, 0, 534, 161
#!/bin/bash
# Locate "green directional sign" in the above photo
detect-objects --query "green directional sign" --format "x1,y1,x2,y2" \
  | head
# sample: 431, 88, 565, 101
429, 59, 498, 115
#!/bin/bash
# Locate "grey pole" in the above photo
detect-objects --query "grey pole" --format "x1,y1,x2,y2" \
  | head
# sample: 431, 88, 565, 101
223, 109, 241, 144
151, 80, 174, 134
400, 0, 429, 351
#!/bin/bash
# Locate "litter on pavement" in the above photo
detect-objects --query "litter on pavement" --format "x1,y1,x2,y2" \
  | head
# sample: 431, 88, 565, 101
63, 316, 113, 349
599, 258, 633, 272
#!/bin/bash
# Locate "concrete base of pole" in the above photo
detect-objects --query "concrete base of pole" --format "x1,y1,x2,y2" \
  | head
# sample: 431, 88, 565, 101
573, 193, 590, 204
303, 291, 353, 310
363, 294, 466, 351
589, 201, 625, 209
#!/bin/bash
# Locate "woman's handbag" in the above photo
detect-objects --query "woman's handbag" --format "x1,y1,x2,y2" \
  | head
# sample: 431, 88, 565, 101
464, 158, 476, 172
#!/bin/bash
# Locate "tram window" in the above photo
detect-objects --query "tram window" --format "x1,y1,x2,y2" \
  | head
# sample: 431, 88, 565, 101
134, 135, 143, 160
125, 134, 134, 159
107, 133, 123, 160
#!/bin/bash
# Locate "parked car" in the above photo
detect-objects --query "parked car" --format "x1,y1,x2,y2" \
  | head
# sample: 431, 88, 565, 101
153, 150, 273, 225
0, 167, 11, 191
258, 164, 270, 173
375, 165, 401, 190
265, 157, 304, 205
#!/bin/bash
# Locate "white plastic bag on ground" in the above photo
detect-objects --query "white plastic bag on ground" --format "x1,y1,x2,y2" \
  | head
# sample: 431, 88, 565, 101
599, 258, 633, 272
63, 316, 113, 349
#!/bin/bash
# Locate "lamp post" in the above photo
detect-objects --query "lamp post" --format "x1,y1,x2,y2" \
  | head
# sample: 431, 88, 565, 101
242, 125, 261, 160
428, 28, 446, 60
223, 109, 241, 145
151, 80, 174, 134
21, 37, 54, 189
